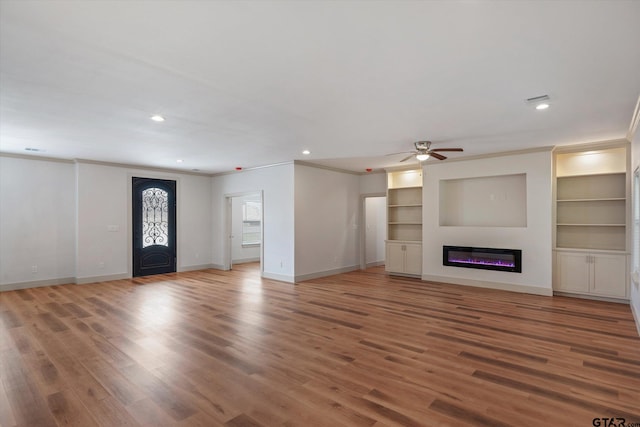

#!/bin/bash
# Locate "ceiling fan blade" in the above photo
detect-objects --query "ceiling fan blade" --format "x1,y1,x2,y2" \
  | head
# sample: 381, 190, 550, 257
430, 152, 447, 160
386, 151, 414, 156
430, 148, 463, 152
399, 154, 415, 162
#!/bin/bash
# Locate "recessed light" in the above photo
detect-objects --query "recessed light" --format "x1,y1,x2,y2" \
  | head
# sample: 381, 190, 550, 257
176, 159, 183, 163
302, 150, 311, 155
150, 115, 165, 122
535, 103, 550, 110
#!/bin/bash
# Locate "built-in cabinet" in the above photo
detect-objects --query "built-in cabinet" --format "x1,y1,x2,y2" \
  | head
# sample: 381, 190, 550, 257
555, 251, 627, 298
386, 241, 422, 275
386, 169, 422, 276
553, 143, 630, 300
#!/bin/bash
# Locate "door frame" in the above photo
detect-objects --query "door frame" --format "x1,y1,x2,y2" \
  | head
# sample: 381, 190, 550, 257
223, 190, 264, 275
360, 192, 387, 270
127, 173, 181, 277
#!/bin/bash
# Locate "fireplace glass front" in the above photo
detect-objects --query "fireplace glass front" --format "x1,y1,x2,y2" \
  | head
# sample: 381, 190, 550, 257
443, 246, 522, 273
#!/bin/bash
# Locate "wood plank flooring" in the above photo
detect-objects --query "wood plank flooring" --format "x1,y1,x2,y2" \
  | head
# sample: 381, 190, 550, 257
1, 264, 639, 426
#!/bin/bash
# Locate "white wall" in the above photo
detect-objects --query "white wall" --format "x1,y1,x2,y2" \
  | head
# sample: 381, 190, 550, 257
294, 164, 361, 280
360, 172, 386, 194
231, 193, 261, 263
631, 130, 640, 334
365, 196, 386, 266
212, 164, 294, 282
0, 156, 76, 288
75, 162, 212, 282
422, 150, 553, 295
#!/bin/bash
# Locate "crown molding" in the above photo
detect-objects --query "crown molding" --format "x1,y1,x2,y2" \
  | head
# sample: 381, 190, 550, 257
552, 138, 629, 154
0, 152, 74, 164
210, 161, 294, 177
72, 158, 211, 176
294, 160, 368, 175
423, 145, 554, 165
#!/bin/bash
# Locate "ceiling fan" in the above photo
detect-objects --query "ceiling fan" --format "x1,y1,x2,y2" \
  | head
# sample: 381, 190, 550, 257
389, 141, 463, 162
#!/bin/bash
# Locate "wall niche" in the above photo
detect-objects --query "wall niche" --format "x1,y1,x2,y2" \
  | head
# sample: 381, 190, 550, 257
439, 173, 527, 227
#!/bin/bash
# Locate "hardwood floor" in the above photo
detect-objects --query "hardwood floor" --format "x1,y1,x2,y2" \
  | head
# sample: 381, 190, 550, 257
1, 264, 639, 426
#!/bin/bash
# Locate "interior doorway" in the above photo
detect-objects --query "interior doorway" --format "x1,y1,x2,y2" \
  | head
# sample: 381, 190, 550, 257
132, 177, 177, 277
224, 191, 263, 272
361, 194, 387, 270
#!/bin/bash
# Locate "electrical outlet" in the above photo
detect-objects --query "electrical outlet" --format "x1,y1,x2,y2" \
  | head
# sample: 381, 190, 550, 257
98, 261, 105, 269
31, 265, 38, 273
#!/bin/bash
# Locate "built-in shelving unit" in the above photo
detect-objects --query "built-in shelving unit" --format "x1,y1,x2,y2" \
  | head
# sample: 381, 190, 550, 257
553, 143, 630, 300
386, 169, 422, 276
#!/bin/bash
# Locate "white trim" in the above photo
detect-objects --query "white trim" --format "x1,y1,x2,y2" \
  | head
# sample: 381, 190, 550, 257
294, 265, 360, 282
261, 272, 295, 283
231, 257, 260, 264
294, 160, 362, 175
421, 274, 553, 296
553, 291, 629, 304
211, 161, 294, 177
552, 138, 629, 154
630, 299, 640, 337
366, 261, 385, 268
0, 277, 75, 292
178, 263, 218, 272
75, 158, 209, 176
0, 152, 74, 164
75, 273, 130, 285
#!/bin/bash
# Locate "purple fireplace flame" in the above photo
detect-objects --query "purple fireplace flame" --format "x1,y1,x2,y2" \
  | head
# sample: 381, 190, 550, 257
443, 246, 522, 273
448, 257, 515, 268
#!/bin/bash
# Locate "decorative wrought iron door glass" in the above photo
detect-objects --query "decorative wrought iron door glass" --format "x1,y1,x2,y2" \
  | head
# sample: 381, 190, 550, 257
142, 187, 169, 248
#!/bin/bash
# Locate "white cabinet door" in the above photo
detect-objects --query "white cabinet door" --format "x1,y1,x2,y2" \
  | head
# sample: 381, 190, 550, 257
555, 252, 589, 293
386, 243, 405, 273
591, 254, 627, 298
404, 243, 422, 275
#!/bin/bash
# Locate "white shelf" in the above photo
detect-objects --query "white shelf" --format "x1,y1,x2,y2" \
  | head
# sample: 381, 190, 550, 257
387, 170, 423, 269
557, 223, 625, 227
555, 247, 629, 254
557, 198, 625, 202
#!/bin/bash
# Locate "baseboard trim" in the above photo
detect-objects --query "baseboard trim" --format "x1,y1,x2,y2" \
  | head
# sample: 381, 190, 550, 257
261, 272, 295, 283
295, 265, 360, 282
421, 274, 553, 296
553, 291, 629, 304
0, 277, 75, 292
630, 298, 640, 337
366, 261, 385, 268
232, 257, 260, 265
179, 263, 217, 272
75, 273, 130, 285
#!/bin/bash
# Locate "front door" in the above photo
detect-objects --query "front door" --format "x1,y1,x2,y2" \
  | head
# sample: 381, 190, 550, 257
132, 177, 177, 277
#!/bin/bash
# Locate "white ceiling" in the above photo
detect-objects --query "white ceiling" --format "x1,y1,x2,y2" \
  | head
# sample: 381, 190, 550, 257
1, 1, 639, 174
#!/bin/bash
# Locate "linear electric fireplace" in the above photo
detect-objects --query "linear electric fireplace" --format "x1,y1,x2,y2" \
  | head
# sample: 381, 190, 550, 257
443, 246, 522, 273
